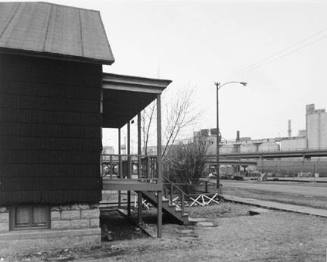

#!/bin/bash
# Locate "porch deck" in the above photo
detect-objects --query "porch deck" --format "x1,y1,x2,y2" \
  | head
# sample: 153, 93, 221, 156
102, 178, 162, 191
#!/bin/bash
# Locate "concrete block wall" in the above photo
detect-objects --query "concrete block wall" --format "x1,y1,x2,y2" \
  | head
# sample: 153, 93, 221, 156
0, 204, 101, 256
51, 204, 100, 230
0, 207, 9, 233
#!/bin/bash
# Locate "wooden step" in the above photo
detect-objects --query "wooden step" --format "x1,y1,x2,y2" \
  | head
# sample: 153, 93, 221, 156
139, 191, 189, 225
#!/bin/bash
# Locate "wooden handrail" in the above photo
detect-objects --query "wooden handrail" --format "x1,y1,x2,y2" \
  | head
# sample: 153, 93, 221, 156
101, 154, 159, 182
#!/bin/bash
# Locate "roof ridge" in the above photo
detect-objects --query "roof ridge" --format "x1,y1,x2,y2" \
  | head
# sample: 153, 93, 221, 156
35, 2, 101, 13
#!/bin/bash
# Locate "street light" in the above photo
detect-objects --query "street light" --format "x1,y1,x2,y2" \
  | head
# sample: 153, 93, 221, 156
215, 81, 247, 191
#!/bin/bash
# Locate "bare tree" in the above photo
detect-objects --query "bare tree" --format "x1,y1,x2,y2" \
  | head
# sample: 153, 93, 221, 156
141, 86, 199, 158
162, 88, 199, 158
141, 101, 156, 155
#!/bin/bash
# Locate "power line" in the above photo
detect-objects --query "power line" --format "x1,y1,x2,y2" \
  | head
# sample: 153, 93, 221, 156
239, 27, 327, 73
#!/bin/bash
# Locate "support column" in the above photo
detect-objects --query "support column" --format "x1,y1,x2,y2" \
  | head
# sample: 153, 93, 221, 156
138, 113, 141, 178
156, 94, 162, 238
127, 122, 131, 217
118, 128, 121, 208
127, 122, 131, 179
137, 192, 142, 225
137, 112, 143, 225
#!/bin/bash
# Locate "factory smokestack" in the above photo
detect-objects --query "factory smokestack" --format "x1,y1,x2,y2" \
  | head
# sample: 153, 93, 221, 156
236, 130, 240, 141
288, 120, 292, 137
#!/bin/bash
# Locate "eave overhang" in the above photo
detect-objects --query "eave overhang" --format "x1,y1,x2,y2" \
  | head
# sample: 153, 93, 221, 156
102, 73, 172, 128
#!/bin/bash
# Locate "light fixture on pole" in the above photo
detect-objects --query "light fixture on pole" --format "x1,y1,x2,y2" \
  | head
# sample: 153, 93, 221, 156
215, 81, 247, 191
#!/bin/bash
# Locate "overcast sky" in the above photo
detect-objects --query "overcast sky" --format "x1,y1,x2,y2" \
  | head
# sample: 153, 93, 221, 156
7, 0, 327, 145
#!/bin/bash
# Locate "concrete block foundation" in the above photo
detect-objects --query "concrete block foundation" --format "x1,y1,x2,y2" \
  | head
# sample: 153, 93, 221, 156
0, 204, 101, 256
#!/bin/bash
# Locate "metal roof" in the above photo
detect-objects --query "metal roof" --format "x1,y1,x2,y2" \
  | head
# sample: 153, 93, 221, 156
0, 2, 114, 64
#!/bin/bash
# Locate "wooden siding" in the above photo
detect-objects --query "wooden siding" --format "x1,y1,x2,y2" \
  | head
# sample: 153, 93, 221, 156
0, 54, 102, 205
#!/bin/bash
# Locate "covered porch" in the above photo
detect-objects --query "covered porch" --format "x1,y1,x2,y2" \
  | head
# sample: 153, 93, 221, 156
101, 73, 172, 237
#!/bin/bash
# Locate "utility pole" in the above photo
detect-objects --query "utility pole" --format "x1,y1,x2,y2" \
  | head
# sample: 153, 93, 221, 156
215, 81, 247, 191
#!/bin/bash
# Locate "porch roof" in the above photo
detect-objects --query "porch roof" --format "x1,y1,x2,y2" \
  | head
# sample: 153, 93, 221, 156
102, 73, 172, 128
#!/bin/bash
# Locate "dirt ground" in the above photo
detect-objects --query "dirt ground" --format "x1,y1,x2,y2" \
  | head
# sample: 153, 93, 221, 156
9, 202, 327, 262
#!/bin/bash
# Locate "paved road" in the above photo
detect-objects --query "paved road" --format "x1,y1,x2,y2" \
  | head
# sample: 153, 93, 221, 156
221, 180, 327, 197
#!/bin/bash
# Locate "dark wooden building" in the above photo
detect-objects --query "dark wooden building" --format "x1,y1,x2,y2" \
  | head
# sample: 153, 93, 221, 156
0, 2, 114, 253
0, 2, 172, 254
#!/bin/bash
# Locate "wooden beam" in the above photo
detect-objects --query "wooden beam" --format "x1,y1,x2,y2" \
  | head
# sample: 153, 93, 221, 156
118, 128, 121, 208
156, 94, 162, 238
102, 83, 162, 94
157, 191, 162, 238
102, 179, 162, 191
127, 121, 131, 178
137, 192, 142, 225
137, 112, 142, 226
102, 73, 172, 94
137, 112, 141, 177
127, 121, 131, 217
157, 94, 162, 182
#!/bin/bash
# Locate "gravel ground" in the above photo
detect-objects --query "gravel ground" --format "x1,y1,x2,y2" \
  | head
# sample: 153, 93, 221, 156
11, 202, 327, 262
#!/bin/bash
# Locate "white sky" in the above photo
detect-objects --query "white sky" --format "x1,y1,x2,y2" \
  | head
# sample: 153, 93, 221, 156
7, 0, 327, 146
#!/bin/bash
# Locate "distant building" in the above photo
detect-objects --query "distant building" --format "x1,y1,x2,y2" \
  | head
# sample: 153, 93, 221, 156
103, 146, 115, 154
306, 104, 327, 149
195, 103, 327, 154
298, 129, 306, 137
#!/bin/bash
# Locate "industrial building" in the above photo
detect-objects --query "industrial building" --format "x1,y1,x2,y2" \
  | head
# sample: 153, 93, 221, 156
198, 103, 327, 155
306, 104, 327, 149
195, 104, 327, 177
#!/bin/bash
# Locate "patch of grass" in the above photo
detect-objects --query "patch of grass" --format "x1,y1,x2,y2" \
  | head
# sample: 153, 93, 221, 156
223, 186, 327, 209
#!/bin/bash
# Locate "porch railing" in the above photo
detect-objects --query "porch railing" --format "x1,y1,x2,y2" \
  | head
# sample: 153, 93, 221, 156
163, 176, 187, 214
101, 154, 159, 183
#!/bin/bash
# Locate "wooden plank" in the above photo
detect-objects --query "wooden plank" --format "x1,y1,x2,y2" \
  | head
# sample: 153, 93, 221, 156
102, 83, 162, 94
157, 95, 162, 183
102, 179, 162, 191
157, 191, 162, 238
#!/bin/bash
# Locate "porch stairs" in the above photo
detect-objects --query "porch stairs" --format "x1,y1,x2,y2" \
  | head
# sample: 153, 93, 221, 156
139, 191, 189, 225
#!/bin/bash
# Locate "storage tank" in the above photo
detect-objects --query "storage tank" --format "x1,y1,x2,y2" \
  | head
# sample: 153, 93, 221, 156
240, 143, 257, 153
259, 141, 280, 152
280, 138, 306, 151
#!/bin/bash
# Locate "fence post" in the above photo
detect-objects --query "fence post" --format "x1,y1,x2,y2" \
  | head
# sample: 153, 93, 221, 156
181, 191, 185, 214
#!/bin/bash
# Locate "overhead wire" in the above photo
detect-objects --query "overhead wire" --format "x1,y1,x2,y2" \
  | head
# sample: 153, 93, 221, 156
238, 27, 327, 73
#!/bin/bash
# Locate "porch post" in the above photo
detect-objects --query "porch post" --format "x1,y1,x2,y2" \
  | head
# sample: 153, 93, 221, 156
156, 94, 162, 238
127, 121, 131, 217
137, 112, 142, 178
137, 112, 143, 224
118, 128, 121, 208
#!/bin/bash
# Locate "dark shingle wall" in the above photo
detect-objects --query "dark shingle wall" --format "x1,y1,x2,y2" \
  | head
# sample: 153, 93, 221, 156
0, 54, 102, 205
